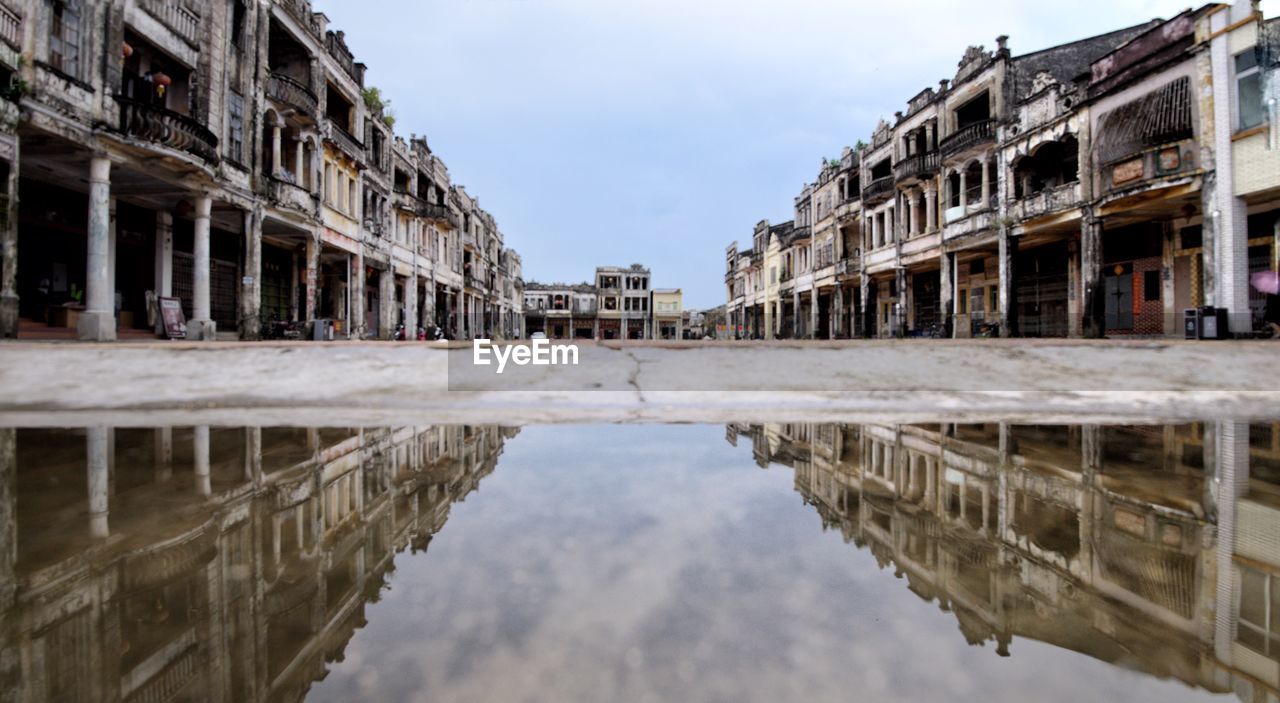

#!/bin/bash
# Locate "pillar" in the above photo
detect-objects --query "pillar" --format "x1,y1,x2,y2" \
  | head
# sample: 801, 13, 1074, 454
833, 286, 844, 338
809, 287, 818, 339
153, 211, 174, 335
193, 425, 210, 496
895, 267, 907, 337
455, 288, 465, 339
190, 195, 215, 340
940, 249, 953, 337
87, 426, 110, 538
998, 229, 1017, 337
0, 144, 18, 338
908, 192, 919, 237
860, 276, 872, 338
958, 170, 968, 210
78, 157, 115, 341
404, 272, 418, 338
380, 267, 395, 339
1081, 215, 1104, 337
980, 160, 990, 207
240, 207, 262, 340
304, 235, 320, 328
351, 252, 366, 339
792, 289, 800, 338
926, 185, 937, 232
294, 136, 304, 180
271, 124, 282, 178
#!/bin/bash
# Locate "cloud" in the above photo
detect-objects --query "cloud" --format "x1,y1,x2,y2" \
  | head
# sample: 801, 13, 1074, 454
316, 0, 1208, 308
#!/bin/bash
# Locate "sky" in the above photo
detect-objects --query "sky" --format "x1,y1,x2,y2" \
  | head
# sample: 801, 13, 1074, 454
313, 0, 1247, 309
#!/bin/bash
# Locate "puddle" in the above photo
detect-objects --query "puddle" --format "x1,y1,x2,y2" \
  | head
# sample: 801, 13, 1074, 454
1, 422, 1274, 701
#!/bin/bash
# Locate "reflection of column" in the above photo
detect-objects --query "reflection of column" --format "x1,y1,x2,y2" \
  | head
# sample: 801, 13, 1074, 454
194, 426, 211, 496
78, 157, 116, 341
154, 427, 173, 482
1079, 425, 1101, 582
88, 427, 110, 538
245, 427, 262, 482
191, 195, 214, 340
1213, 421, 1250, 663
0, 428, 15, 605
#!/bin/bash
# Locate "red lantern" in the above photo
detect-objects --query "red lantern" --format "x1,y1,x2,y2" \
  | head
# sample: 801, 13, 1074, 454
152, 72, 172, 87
122, 41, 133, 58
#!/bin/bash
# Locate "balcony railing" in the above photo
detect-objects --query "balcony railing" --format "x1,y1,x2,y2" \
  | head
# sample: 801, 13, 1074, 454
141, 0, 200, 46
0, 5, 20, 50
115, 96, 219, 163
279, 0, 323, 40
326, 123, 364, 162
267, 72, 317, 115
862, 175, 895, 203
894, 150, 939, 182
939, 119, 995, 159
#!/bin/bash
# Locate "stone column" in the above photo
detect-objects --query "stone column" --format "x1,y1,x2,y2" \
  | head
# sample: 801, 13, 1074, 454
1081, 214, 1104, 338
271, 124, 282, 178
240, 207, 262, 340
455, 289, 465, 339
380, 268, 395, 339
0, 144, 18, 339
981, 160, 991, 207
895, 267, 907, 337
294, 137, 304, 180
304, 235, 320, 329
998, 229, 1017, 337
78, 157, 116, 341
87, 426, 111, 538
908, 192, 919, 236
792, 290, 801, 338
833, 286, 844, 338
153, 211, 174, 335
860, 276, 872, 338
809, 287, 819, 339
193, 425, 211, 496
404, 272, 418, 338
958, 170, 968, 211
940, 250, 953, 337
351, 252, 366, 338
190, 195, 215, 340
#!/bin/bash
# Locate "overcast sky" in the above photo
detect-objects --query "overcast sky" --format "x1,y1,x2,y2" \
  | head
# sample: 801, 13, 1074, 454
314, 0, 1249, 309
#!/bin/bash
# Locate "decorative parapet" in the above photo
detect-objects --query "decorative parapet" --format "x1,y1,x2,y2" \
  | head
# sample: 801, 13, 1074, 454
140, 0, 201, 46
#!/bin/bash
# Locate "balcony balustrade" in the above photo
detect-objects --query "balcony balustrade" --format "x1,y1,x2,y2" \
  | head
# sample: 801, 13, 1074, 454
326, 123, 364, 162
0, 4, 20, 50
862, 175, 895, 203
141, 0, 200, 45
416, 199, 459, 229
267, 72, 317, 115
939, 119, 995, 159
115, 96, 219, 163
893, 151, 939, 182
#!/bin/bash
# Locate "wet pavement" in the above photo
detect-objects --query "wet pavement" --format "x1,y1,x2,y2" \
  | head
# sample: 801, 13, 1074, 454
1, 421, 1275, 701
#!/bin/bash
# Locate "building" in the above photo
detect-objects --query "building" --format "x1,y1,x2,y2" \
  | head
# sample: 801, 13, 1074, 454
0, 424, 515, 702
0, 0, 522, 342
651, 288, 682, 339
523, 263, 676, 340
726, 419, 1280, 700
727, 2, 1274, 340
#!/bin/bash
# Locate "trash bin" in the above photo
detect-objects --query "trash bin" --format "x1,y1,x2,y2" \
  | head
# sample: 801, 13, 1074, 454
313, 318, 335, 341
1199, 306, 1230, 340
1183, 308, 1200, 339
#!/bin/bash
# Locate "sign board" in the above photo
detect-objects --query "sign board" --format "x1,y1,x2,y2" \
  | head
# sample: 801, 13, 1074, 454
1112, 158, 1144, 185
158, 297, 187, 339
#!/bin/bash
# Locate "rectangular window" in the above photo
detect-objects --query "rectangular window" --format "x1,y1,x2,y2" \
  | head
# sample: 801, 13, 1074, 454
49, 0, 81, 78
1143, 270, 1161, 301
1237, 51, 1264, 131
227, 91, 245, 163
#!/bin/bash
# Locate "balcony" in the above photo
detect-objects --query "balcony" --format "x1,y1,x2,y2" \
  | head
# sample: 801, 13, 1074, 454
0, 4, 20, 51
1009, 182, 1082, 222
894, 151, 939, 182
267, 72, 317, 116
939, 119, 995, 159
268, 176, 315, 212
140, 0, 201, 46
417, 200, 460, 230
326, 123, 364, 162
115, 96, 219, 163
862, 175, 895, 204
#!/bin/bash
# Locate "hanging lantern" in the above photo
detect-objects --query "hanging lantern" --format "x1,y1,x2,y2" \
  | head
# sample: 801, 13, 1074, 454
152, 72, 172, 87
122, 41, 133, 58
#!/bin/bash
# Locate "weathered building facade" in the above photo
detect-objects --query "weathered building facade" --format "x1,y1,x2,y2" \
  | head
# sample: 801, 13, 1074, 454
0, 0, 522, 342
727, 2, 1274, 340
524, 264, 675, 340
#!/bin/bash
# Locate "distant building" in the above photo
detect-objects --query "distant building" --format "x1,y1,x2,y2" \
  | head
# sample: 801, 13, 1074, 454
652, 289, 683, 339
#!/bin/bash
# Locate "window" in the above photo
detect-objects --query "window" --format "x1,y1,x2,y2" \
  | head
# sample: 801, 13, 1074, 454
48, 0, 82, 78
227, 91, 245, 163
1238, 566, 1280, 661
230, 1, 248, 51
1143, 270, 1161, 301
1237, 50, 1264, 131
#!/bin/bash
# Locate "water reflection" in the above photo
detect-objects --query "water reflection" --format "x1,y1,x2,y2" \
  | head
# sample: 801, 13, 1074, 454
726, 422, 1280, 701
0, 423, 1278, 701
0, 426, 514, 703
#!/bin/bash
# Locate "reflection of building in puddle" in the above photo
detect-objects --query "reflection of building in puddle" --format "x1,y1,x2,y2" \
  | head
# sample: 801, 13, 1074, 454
727, 421, 1280, 701
0, 425, 514, 703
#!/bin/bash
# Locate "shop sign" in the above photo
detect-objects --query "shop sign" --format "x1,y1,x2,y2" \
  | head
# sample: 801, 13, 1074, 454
1112, 158, 1144, 185
1157, 147, 1181, 173
159, 297, 187, 339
